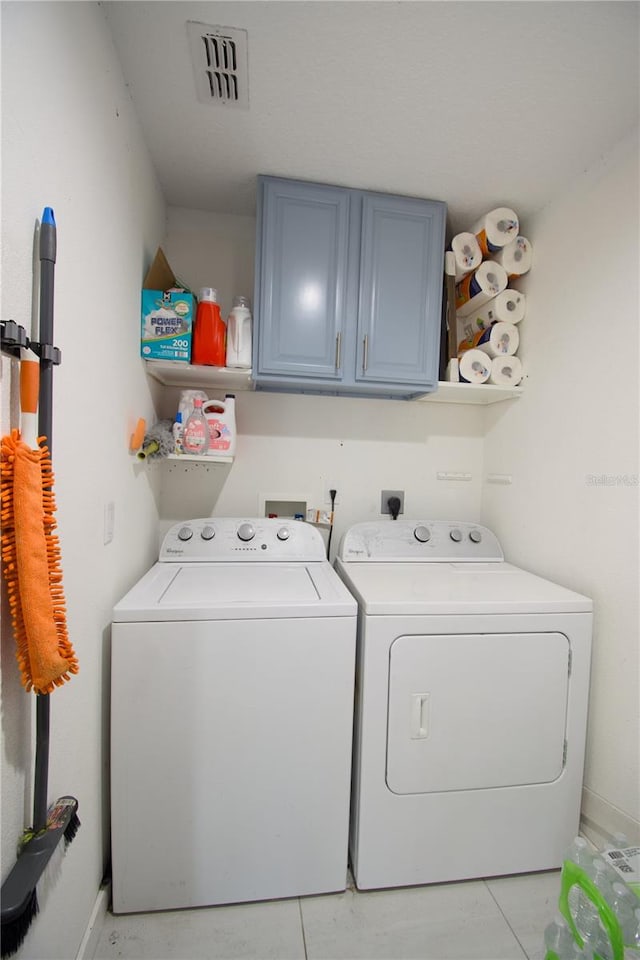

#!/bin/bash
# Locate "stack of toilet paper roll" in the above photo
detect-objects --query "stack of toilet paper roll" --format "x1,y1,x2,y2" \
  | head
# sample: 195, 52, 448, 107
456, 330, 524, 387
446, 205, 532, 388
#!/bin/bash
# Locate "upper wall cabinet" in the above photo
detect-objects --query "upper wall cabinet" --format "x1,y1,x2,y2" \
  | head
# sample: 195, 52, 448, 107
253, 176, 446, 399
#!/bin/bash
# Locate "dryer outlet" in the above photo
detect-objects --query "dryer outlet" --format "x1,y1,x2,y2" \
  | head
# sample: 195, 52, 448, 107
381, 490, 404, 516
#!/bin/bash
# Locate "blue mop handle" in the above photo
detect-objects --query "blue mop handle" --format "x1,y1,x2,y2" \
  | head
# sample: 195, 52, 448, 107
33, 206, 57, 832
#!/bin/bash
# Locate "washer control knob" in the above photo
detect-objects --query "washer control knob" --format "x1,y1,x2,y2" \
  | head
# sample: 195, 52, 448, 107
414, 525, 431, 543
201, 525, 215, 541
277, 527, 290, 541
450, 528, 463, 542
177, 526, 193, 541
469, 529, 482, 543
237, 522, 256, 542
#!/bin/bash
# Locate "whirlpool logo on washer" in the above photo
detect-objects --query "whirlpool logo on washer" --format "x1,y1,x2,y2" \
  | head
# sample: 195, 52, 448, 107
166, 547, 184, 555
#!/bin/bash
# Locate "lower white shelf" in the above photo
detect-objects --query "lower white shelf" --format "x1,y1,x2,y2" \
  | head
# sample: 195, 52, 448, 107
419, 382, 524, 404
166, 454, 233, 464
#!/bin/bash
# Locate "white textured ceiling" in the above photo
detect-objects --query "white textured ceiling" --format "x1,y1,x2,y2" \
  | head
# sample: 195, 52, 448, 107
103, 1, 639, 235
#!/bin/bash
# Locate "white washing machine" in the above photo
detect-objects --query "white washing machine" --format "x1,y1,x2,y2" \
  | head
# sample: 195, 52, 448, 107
335, 520, 593, 891
111, 518, 357, 914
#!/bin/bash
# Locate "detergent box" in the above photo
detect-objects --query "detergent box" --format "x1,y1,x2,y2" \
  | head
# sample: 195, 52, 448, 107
141, 248, 194, 363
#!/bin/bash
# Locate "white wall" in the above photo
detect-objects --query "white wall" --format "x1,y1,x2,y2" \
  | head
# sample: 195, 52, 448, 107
1, 3, 166, 957
481, 131, 640, 843
165, 206, 256, 318
160, 208, 487, 554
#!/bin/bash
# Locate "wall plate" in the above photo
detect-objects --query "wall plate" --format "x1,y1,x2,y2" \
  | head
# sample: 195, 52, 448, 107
381, 490, 404, 515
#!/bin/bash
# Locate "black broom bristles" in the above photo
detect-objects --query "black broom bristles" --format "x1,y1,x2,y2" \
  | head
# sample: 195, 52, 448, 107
1, 889, 39, 959
0, 798, 80, 959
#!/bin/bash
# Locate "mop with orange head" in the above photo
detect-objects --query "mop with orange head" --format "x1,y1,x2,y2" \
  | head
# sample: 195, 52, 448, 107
1, 208, 80, 958
1, 349, 78, 694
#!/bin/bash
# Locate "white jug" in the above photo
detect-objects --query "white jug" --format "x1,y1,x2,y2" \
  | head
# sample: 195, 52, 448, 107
226, 297, 252, 369
202, 394, 236, 458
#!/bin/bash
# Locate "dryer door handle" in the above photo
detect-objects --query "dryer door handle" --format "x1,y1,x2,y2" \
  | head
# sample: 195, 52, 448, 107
411, 693, 430, 740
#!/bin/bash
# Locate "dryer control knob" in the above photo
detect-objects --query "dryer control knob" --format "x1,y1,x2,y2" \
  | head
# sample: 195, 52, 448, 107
450, 528, 463, 542
201, 525, 215, 541
414, 525, 431, 543
277, 527, 290, 541
237, 522, 256, 542
469, 529, 482, 543
178, 526, 193, 541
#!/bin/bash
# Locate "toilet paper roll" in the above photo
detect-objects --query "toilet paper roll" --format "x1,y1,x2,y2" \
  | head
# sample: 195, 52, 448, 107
455, 261, 508, 317
444, 251, 456, 277
463, 289, 526, 332
471, 207, 519, 256
451, 232, 482, 281
446, 358, 459, 382
475, 321, 519, 358
491, 236, 532, 278
458, 349, 491, 384
489, 355, 523, 386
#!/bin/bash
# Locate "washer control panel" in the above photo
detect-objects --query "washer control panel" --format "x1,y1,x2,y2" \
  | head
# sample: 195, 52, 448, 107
160, 518, 327, 561
338, 521, 503, 562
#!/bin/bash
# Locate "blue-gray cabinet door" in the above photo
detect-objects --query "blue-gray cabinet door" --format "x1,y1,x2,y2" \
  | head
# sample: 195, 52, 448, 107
256, 178, 350, 379
356, 193, 446, 386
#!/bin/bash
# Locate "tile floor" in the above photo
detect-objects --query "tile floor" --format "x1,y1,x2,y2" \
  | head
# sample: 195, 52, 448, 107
91, 869, 561, 960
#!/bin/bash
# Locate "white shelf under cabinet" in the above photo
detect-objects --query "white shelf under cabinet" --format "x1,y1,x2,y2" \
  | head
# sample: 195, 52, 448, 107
419, 382, 524, 404
145, 360, 253, 391
144, 361, 522, 404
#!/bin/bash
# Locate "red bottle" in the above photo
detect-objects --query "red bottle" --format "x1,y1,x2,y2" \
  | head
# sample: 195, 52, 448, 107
192, 287, 226, 366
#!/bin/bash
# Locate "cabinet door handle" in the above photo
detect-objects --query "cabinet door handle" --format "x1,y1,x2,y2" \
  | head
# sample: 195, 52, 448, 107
335, 332, 342, 370
362, 335, 369, 373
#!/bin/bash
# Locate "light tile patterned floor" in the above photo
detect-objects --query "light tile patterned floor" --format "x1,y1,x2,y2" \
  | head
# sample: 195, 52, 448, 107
91, 870, 560, 960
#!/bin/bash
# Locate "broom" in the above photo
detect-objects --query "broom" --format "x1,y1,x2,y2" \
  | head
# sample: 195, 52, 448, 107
1, 209, 80, 958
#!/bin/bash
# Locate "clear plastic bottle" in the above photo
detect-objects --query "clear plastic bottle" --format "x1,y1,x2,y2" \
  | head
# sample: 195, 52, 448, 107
567, 837, 594, 870
572, 861, 608, 947
182, 397, 209, 455
593, 929, 614, 960
591, 859, 615, 902
633, 907, 640, 949
563, 942, 594, 960
567, 837, 595, 919
192, 287, 226, 367
610, 882, 637, 943
543, 914, 576, 959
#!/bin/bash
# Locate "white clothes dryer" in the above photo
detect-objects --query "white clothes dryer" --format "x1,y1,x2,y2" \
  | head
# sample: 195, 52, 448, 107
111, 518, 357, 914
335, 520, 592, 891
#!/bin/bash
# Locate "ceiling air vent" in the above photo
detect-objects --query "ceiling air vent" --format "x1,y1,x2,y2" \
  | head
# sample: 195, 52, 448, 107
186, 21, 249, 109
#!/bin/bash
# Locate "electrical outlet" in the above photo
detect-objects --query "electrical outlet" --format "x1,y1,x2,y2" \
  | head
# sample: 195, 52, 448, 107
381, 490, 404, 515
324, 488, 341, 506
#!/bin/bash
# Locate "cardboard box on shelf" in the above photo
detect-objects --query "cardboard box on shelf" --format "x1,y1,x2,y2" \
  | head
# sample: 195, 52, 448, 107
141, 248, 194, 363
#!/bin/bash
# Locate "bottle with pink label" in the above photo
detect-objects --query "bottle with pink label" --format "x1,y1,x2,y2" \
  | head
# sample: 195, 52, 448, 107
202, 394, 236, 458
182, 397, 209, 455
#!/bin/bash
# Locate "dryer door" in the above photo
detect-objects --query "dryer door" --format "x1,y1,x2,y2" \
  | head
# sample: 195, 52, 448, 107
386, 632, 569, 794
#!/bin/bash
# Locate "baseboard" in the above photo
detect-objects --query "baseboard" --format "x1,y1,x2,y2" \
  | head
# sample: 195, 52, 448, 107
76, 882, 110, 960
580, 786, 640, 848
